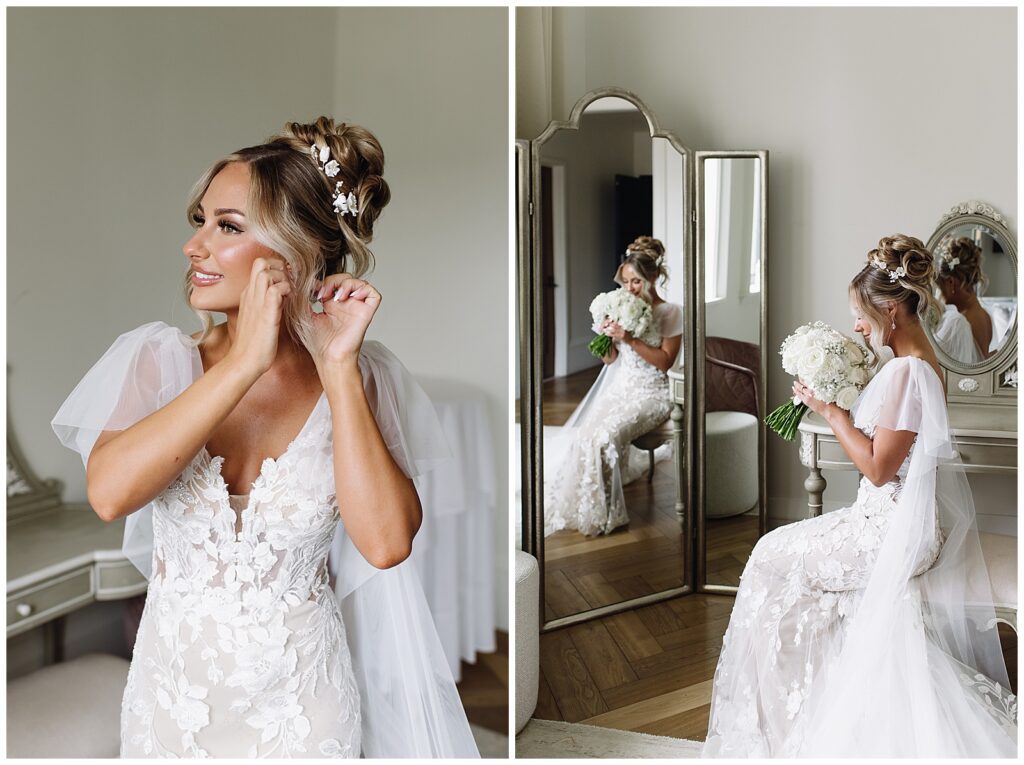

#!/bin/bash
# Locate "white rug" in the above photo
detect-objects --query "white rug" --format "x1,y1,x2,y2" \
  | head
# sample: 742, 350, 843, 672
471, 723, 510, 759
516, 718, 702, 758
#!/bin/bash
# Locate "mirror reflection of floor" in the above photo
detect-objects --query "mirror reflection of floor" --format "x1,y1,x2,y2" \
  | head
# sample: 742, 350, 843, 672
704, 513, 759, 588
541, 365, 685, 621
544, 461, 685, 620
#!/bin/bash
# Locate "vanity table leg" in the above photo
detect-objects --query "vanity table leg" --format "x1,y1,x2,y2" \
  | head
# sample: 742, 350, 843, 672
43, 617, 66, 664
805, 467, 826, 518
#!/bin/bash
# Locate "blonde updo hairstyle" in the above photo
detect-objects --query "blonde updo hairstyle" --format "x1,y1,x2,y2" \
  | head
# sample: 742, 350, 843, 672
184, 116, 391, 350
849, 234, 943, 365
939, 236, 988, 295
615, 236, 669, 302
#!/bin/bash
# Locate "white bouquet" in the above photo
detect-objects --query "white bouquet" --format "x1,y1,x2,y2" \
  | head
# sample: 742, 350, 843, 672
588, 288, 653, 358
766, 321, 871, 440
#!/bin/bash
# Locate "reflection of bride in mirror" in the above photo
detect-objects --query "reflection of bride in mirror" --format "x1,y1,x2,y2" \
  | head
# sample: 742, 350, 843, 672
544, 236, 683, 536
933, 237, 993, 362
704, 235, 1016, 756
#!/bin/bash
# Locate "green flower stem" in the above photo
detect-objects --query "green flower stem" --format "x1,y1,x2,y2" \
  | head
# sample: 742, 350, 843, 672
765, 399, 809, 441
588, 334, 612, 359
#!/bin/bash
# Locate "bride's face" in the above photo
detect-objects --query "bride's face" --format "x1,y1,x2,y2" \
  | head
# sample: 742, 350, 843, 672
183, 162, 283, 312
850, 300, 871, 342
621, 264, 646, 298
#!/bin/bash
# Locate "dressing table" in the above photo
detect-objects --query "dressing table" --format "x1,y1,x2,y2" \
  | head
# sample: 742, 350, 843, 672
6, 419, 146, 658
798, 405, 1017, 517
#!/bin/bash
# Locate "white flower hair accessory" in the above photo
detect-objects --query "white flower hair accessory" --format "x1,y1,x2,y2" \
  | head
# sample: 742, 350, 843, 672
872, 256, 906, 283
309, 143, 358, 218
939, 252, 961, 272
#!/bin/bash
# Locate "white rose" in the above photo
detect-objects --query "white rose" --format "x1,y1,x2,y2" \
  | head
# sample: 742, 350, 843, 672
849, 366, 868, 385
835, 386, 860, 410
845, 343, 865, 364
799, 346, 826, 376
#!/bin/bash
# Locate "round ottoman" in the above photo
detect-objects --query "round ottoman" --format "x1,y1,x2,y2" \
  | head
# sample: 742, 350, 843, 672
7, 652, 129, 757
514, 549, 539, 733
706, 411, 759, 518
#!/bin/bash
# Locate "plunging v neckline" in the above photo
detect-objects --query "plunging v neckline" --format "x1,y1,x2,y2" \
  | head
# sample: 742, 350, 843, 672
186, 335, 327, 516
200, 390, 327, 492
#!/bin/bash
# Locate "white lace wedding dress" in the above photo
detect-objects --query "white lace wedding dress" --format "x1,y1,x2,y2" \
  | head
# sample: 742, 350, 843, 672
544, 302, 683, 536
52, 322, 478, 759
703, 356, 1017, 757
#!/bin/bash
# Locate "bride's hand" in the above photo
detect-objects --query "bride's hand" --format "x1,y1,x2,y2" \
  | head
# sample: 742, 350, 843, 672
224, 257, 292, 377
605, 321, 632, 343
310, 273, 381, 369
793, 378, 832, 417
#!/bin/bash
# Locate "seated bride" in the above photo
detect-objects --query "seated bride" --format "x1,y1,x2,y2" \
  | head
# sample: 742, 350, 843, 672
544, 236, 682, 537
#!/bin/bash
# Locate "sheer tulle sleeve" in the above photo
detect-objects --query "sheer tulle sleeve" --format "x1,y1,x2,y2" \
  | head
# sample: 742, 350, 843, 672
356, 341, 451, 477
852, 358, 951, 458
51, 322, 201, 579
51, 322, 201, 467
656, 302, 684, 337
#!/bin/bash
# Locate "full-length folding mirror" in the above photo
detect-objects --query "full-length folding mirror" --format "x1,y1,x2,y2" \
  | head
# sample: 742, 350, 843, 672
519, 89, 694, 630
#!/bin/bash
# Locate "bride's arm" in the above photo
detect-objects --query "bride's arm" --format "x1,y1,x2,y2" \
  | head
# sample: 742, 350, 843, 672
312, 274, 421, 570
321, 363, 422, 570
87, 358, 261, 521
794, 380, 916, 487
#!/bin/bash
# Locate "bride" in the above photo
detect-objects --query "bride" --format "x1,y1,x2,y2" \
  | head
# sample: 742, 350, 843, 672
934, 236, 994, 362
703, 234, 1016, 757
51, 117, 478, 758
544, 236, 683, 536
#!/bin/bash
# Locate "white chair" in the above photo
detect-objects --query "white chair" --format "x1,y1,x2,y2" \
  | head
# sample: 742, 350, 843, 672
7, 652, 129, 757
515, 549, 539, 733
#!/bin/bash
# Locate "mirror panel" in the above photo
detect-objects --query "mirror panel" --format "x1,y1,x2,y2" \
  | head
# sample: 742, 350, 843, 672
531, 94, 689, 627
926, 208, 1017, 372
698, 153, 767, 590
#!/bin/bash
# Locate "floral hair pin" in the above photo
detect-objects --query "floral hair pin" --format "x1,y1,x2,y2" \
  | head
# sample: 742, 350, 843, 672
310, 143, 359, 218
872, 257, 906, 283
939, 253, 961, 272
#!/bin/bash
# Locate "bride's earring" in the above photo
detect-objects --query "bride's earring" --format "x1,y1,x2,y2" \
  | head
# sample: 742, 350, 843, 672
891, 316, 896, 331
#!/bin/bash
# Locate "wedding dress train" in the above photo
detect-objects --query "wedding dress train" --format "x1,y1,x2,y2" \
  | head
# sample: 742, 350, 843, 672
703, 355, 1016, 757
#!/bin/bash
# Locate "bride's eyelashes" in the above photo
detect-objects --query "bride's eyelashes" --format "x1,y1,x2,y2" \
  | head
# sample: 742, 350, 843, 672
188, 213, 243, 235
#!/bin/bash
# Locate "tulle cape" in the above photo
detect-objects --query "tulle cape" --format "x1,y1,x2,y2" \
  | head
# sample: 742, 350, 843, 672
794, 356, 1016, 756
51, 321, 479, 758
935, 305, 985, 364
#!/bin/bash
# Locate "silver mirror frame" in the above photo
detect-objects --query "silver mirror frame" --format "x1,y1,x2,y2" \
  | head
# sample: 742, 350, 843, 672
694, 150, 769, 594
519, 87, 697, 631
924, 201, 1018, 389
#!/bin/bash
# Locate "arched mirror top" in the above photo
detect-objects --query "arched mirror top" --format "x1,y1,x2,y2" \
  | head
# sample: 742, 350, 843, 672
533, 87, 692, 157
924, 200, 1017, 375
